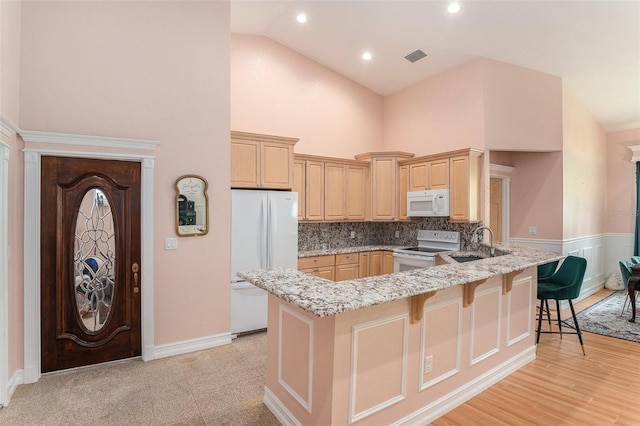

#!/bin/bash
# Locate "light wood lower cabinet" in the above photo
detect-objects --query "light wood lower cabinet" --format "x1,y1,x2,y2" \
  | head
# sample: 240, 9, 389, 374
299, 250, 395, 281
298, 255, 335, 281
335, 253, 360, 281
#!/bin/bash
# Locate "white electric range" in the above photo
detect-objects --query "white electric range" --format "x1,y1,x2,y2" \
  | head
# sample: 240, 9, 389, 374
393, 230, 460, 272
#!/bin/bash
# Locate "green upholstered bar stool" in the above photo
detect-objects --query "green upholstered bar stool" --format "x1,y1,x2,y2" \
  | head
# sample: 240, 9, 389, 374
536, 256, 587, 355
537, 260, 559, 328
621, 259, 639, 314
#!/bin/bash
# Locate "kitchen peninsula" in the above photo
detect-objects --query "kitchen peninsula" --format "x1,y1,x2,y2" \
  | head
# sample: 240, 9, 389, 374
238, 244, 562, 425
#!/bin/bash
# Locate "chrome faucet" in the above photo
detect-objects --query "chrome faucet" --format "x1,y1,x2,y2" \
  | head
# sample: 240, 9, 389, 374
473, 226, 495, 257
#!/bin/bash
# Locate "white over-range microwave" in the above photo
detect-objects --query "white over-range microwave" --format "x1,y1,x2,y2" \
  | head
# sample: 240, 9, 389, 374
407, 189, 450, 217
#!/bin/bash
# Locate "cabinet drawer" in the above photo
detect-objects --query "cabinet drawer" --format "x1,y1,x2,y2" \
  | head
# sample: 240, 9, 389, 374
298, 255, 335, 270
300, 266, 335, 281
335, 253, 359, 265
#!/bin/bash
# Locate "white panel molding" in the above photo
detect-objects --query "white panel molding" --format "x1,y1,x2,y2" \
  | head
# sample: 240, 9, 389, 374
278, 304, 314, 413
350, 313, 408, 424
490, 164, 513, 244
0, 113, 20, 139
419, 298, 462, 391
153, 332, 232, 360
22, 137, 157, 383
506, 276, 533, 347
391, 347, 535, 426
264, 386, 303, 426
604, 233, 633, 277
0, 143, 8, 406
20, 129, 159, 151
469, 286, 501, 366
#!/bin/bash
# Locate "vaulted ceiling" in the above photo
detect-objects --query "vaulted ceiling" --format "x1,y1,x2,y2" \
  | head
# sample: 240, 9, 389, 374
231, 0, 640, 133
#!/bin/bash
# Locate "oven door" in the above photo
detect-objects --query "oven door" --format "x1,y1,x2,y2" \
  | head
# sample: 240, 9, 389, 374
393, 252, 434, 273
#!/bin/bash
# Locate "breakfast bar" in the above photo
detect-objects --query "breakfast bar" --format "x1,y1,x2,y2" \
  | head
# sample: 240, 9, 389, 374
238, 244, 562, 425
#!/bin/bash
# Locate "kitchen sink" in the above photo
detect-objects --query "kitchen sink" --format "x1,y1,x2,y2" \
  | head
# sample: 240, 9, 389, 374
450, 255, 487, 263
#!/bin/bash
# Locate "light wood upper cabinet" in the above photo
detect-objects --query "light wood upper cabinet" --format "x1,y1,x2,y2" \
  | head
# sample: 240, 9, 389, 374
356, 152, 414, 221
397, 165, 409, 221
293, 159, 306, 220
324, 163, 347, 221
429, 158, 450, 189
297, 154, 369, 222
230, 131, 297, 189
305, 160, 325, 221
450, 149, 483, 222
409, 162, 428, 191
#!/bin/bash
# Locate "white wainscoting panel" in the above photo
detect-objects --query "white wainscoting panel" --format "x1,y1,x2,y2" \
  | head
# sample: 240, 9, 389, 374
604, 233, 634, 277
469, 286, 501, 366
506, 276, 533, 347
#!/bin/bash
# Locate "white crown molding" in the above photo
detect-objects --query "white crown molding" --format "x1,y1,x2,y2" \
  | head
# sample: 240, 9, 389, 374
20, 130, 159, 151
629, 145, 640, 162
0, 114, 20, 139
489, 163, 514, 175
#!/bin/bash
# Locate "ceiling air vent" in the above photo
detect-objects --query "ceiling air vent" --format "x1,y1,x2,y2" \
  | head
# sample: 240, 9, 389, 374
404, 49, 427, 63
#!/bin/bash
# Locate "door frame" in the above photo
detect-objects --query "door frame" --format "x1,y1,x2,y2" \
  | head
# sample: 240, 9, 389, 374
21, 130, 159, 383
490, 163, 514, 244
0, 138, 10, 406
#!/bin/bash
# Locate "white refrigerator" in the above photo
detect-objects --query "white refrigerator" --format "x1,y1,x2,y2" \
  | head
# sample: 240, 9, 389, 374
231, 190, 298, 334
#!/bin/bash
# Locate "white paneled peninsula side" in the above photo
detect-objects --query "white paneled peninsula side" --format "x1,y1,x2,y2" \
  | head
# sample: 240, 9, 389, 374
238, 244, 562, 425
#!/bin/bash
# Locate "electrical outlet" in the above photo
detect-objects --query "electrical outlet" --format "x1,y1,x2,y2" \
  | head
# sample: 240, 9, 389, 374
350, 231, 356, 239
528, 226, 537, 235
424, 355, 433, 373
395, 231, 400, 238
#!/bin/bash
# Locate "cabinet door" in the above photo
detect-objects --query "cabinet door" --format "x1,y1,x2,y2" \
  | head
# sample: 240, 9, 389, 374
305, 161, 324, 221
429, 159, 450, 189
382, 251, 395, 275
231, 140, 260, 188
346, 165, 367, 220
409, 162, 428, 191
372, 159, 395, 220
450, 155, 470, 221
369, 251, 383, 276
359, 252, 370, 278
335, 264, 359, 281
261, 142, 292, 189
324, 163, 346, 221
397, 165, 409, 221
293, 160, 306, 220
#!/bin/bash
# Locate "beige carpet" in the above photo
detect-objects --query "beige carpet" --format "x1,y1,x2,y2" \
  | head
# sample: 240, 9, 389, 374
0, 332, 279, 425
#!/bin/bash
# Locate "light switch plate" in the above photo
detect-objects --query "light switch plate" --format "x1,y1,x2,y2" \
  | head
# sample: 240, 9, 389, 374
350, 231, 356, 239
528, 226, 537, 235
165, 237, 178, 250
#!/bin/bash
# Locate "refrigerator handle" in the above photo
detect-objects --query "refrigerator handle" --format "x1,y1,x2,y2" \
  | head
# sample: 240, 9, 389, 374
268, 197, 274, 268
260, 198, 267, 269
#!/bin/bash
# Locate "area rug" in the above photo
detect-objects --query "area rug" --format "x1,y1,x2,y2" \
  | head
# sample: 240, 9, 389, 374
563, 291, 640, 343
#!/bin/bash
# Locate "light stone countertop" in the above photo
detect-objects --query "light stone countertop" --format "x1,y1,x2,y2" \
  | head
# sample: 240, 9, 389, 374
238, 242, 563, 318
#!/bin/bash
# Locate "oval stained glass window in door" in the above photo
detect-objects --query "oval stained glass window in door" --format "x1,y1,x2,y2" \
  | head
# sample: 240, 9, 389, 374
73, 188, 116, 332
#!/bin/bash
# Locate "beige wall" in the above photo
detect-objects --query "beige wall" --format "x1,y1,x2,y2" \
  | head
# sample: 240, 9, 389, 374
483, 59, 563, 152
231, 34, 384, 158
1, 0, 25, 388
509, 152, 564, 239
561, 85, 607, 239
605, 129, 640, 234
19, 1, 231, 347
383, 59, 485, 155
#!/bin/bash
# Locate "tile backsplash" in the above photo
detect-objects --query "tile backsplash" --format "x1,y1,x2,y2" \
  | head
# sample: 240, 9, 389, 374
298, 219, 481, 251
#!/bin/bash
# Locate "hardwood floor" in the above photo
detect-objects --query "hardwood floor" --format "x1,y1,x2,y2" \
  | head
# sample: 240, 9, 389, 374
431, 289, 640, 425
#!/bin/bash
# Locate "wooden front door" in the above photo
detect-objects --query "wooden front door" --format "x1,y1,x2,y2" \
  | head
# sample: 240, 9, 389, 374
41, 157, 141, 372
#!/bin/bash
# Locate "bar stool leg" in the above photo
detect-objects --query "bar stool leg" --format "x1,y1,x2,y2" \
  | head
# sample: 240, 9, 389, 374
567, 299, 585, 356
536, 298, 545, 353
555, 299, 562, 339
544, 300, 552, 329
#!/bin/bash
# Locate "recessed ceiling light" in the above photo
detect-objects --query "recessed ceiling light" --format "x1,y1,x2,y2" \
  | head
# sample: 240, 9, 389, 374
296, 13, 307, 23
448, 2, 461, 13
362, 52, 372, 61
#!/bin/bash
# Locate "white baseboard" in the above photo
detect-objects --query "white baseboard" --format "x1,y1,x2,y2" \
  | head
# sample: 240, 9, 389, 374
392, 346, 536, 426
264, 386, 303, 426
2, 369, 23, 407
153, 332, 232, 360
